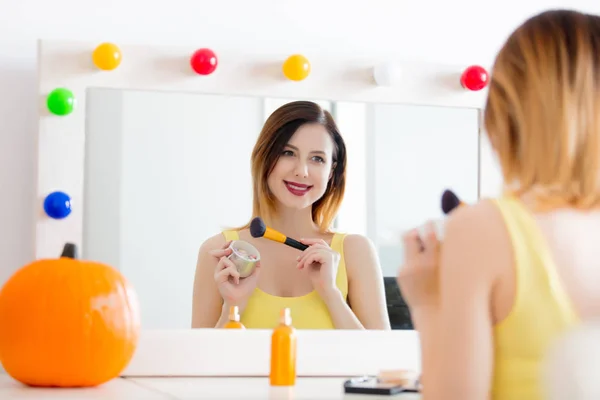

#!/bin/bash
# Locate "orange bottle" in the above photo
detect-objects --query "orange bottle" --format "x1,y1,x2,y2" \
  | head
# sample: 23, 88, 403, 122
223, 306, 245, 329
269, 308, 296, 386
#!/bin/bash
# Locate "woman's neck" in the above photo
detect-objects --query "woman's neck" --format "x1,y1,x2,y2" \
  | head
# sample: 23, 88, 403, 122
269, 206, 320, 238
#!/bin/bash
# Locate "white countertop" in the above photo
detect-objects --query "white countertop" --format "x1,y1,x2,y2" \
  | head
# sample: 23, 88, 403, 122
1, 373, 421, 399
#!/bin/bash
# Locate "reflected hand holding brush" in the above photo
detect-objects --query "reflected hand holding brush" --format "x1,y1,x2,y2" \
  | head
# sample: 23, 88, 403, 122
295, 237, 340, 294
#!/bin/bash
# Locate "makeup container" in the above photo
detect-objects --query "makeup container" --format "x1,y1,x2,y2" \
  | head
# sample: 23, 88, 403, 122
343, 371, 421, 395
228, 240, 260, 278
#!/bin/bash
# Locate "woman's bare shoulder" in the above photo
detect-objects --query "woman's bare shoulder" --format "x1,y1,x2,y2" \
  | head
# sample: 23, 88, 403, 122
341, 233, 374, 250
443, 198, 513, 276
446, 198, 506, 231
338, 233, 380, 276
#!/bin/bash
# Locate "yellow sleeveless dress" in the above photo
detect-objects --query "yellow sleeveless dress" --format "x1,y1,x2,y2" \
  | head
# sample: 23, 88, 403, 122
222, 230, 348, 329
490, 196, 580, 399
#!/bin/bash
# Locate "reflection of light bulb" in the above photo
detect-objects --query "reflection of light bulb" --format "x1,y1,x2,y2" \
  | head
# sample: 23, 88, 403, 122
373, 63, 401, 86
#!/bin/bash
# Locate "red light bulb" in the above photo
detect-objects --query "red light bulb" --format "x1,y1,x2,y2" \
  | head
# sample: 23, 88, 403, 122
460, 65, 489, 91
190, 48, 218, 75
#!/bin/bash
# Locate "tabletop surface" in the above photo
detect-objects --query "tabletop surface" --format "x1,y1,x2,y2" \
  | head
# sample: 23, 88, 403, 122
1, 373, 421, 399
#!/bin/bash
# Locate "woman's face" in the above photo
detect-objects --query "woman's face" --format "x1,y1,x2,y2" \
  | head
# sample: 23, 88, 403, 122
267, 123, 335, 211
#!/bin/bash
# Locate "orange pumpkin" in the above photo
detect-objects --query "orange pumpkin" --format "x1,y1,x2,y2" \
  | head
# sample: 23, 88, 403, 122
0, 243, 141, 387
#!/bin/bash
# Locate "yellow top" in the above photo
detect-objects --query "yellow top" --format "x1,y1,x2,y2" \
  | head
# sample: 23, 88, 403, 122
490, 196, 580, 400
222, 230, 348, 329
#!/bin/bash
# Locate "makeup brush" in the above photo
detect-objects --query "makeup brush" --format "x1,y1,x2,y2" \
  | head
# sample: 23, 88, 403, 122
440, 189, 464, 215
249, 217, 309, 251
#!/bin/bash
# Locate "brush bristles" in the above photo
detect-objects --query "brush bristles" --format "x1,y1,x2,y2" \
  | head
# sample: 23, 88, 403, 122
249, 217, 266, 238
441, 190, 461, 214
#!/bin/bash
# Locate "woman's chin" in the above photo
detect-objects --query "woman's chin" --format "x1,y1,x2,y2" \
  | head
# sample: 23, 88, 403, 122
283, 201, 313, 210
277, 195, 315, 211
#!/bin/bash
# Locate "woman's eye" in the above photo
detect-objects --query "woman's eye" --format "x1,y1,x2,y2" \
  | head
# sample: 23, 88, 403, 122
312, 156, 325, 163
282, 150, 294, 156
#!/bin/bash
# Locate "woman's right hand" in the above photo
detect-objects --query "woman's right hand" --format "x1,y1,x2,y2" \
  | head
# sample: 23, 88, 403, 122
210, 241, 261, 310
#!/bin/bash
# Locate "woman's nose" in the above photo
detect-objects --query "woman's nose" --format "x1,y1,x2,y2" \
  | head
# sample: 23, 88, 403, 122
294, 161, 308, 178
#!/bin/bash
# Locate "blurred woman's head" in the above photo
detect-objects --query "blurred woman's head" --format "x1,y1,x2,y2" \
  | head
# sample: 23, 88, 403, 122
484, 9, 600, 210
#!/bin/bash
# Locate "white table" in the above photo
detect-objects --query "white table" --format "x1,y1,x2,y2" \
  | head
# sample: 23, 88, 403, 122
1, 373, 421, 399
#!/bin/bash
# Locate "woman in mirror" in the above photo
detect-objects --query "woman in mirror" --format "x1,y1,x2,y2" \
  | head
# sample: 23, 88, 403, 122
398, 9, 600, 400
192, 100, 390, 330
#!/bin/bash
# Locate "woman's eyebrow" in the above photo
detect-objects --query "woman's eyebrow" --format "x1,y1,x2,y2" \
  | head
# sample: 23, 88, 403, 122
285, 144, 327, 155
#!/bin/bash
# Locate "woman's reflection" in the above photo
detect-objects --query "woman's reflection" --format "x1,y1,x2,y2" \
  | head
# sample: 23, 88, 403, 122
191, 100, 390, 330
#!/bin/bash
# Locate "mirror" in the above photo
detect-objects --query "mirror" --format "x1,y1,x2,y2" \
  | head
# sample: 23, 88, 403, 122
83, 88, 480, 330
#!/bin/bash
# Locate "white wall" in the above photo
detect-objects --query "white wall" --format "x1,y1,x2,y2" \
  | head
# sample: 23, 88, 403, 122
2, 0, 599, 288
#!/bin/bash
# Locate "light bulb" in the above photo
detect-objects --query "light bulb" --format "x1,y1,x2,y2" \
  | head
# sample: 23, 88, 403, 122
373, 63, 401, 86
460, 65, 489, 91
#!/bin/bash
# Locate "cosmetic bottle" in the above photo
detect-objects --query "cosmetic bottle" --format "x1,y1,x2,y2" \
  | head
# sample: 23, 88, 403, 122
269, 308, 296, 386
223, 305, 245, 329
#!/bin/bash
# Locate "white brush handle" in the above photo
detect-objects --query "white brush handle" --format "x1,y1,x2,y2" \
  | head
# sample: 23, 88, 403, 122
415, 218, 446, 242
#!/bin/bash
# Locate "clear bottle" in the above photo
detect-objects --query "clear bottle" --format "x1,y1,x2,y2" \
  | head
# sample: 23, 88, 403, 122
269, 308, 296, 386
223, 306, 245, 329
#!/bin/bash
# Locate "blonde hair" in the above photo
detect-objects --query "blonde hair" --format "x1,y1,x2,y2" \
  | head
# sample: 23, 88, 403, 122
237, 101, 347, 231
484, 9, 600, 211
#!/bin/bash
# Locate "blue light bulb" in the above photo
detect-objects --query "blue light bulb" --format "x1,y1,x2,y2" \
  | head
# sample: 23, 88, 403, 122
43, 191, 72, 219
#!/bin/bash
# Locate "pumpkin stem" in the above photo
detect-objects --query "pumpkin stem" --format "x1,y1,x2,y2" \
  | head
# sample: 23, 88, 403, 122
61, 243, 78, 259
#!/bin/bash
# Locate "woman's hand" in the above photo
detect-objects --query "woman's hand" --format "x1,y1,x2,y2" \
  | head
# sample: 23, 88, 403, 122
210, 241, 260, 310
397, 221, 441, 311
296, 238, 340, 298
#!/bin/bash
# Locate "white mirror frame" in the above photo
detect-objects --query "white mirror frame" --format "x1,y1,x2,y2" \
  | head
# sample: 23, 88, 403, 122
35, 39, 489, 377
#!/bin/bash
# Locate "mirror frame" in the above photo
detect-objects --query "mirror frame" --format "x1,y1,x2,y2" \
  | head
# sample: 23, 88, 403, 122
35, 39, 489, 377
